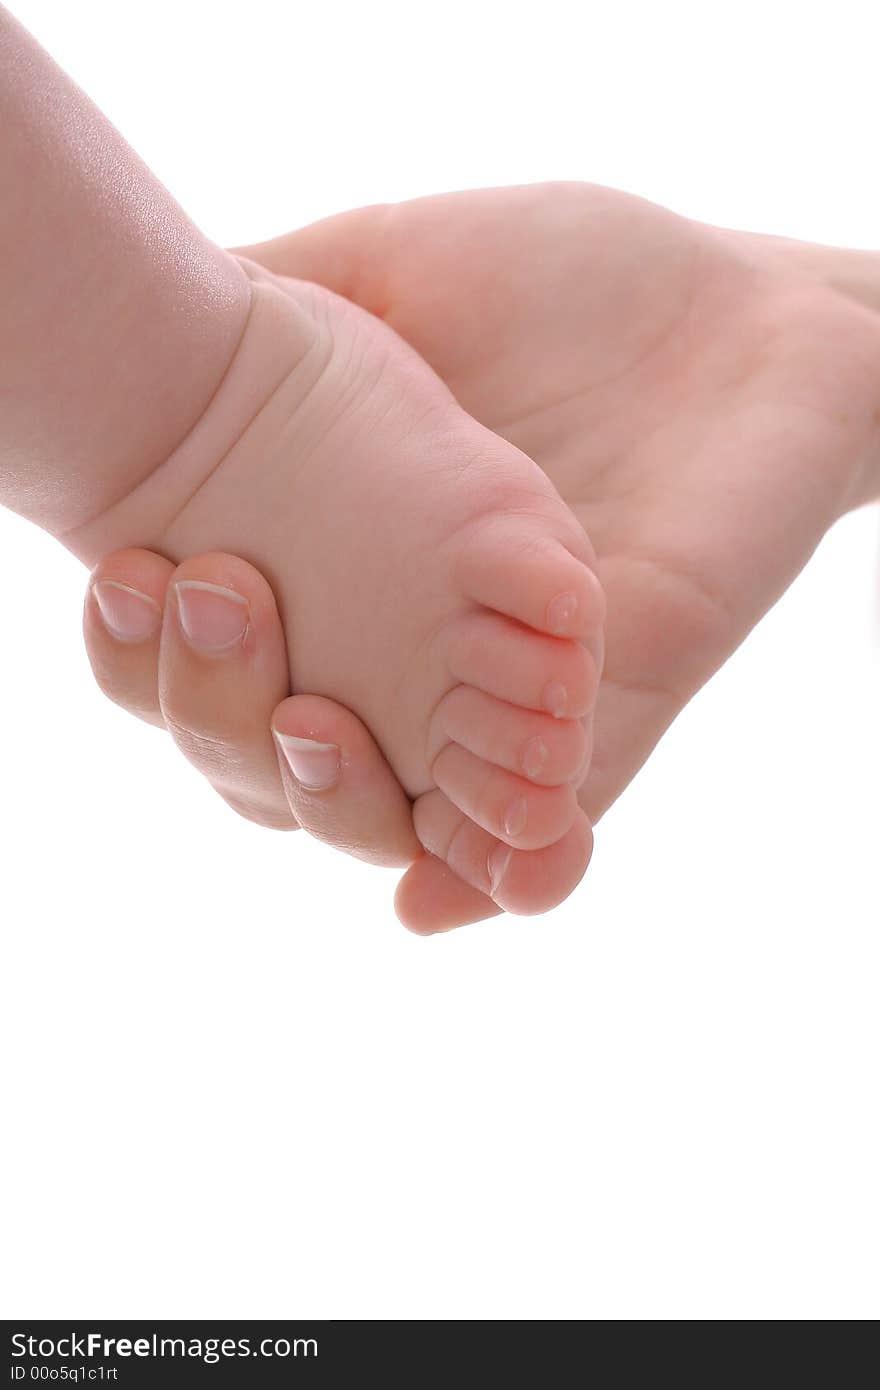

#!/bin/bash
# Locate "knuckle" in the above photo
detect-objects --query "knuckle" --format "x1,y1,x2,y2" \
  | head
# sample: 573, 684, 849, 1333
164, 715, 245, 779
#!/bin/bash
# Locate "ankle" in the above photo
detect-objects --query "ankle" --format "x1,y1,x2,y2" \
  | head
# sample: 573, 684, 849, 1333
62, 268, 329, 568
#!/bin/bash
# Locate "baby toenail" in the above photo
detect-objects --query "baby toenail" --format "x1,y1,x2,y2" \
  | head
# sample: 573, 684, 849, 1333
522, 736, 548, 780
547, 591, 578, 634
488, 842, 513, 898
503, 797, 528, 839
274, 733, 340, 791
543, 680, 567, 719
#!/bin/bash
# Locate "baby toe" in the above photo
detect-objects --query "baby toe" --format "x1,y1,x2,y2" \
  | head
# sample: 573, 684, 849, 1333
431, 742, 578, 850
413, 789, 593, 916
456, 522, 604, 639
446, 610, 599, 719
428, 685, 589, 786
493, 810, 593, 916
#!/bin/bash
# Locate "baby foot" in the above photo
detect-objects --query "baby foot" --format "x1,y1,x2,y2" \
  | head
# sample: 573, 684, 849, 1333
71, 261, 604, 911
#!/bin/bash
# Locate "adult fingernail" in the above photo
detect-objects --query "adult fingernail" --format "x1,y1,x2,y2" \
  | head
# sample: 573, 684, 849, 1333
487, 842, 513, 899
92, 580, 161, 642
174, 580, 249, 652
274, 733, 341, 791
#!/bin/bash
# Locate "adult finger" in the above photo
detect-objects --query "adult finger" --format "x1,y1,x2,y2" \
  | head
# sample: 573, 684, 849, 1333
272, 694, 421, 867
158, 552, 296, 829
84, 548, 175, 728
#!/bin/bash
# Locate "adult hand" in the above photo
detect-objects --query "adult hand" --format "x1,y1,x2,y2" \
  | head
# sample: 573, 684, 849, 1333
85, 183, 880, 930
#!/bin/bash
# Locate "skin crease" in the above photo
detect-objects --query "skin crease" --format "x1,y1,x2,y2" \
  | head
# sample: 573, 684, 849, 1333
90, 183, 880, 930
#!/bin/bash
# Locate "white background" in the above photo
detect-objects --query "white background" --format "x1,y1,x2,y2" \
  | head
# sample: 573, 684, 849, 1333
1, 0, 878, 1320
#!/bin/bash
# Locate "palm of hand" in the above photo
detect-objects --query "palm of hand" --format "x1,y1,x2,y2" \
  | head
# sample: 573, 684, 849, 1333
260, 182, 880, 828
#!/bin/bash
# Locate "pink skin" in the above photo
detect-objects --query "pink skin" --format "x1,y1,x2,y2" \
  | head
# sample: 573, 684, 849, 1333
84, 184, 880, 932
4, 12, 879, 931
2, 13, 601, 921
0, 8, 250, 536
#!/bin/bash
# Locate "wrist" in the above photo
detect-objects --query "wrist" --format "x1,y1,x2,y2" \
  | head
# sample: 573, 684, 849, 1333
730, 228, 880, 315
64, 262, 327, 570
719, 227, 880, 514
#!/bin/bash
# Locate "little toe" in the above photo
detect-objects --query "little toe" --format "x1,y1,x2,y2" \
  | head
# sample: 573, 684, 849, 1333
446, 610, 598, 719
457, 524, 604, 639
428, 685, 589, 786
394, 853, 503, 934
431, 741, 578, 850
412, 789, 593, 917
